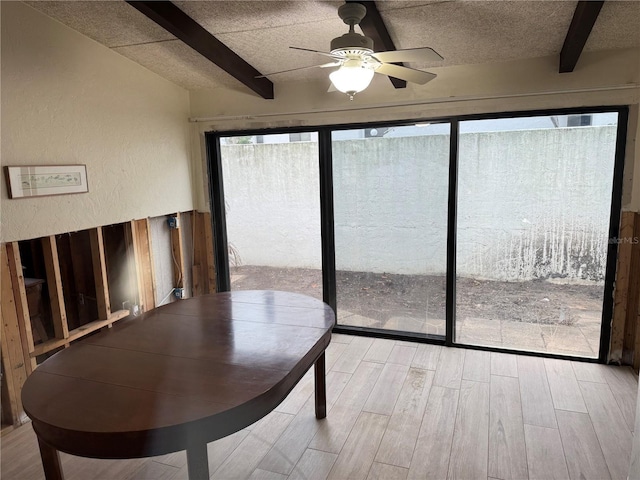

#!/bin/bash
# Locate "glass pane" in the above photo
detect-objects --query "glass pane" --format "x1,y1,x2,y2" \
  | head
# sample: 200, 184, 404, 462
332, 124, 450, 335
456, 112, 619, 357
220, 133, 322, 300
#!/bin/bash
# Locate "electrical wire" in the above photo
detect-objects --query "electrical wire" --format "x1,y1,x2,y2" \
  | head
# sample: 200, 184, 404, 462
159, 288, 176, 306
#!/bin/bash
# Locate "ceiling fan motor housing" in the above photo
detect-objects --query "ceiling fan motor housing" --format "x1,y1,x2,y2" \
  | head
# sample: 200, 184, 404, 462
331, 32, 374, 53
332, 3, 373, 53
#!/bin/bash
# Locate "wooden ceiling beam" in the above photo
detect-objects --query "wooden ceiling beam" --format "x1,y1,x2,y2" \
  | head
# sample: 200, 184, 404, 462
126, 1, 274, 99
348, 1, 407, 89
559, 0, 605, 73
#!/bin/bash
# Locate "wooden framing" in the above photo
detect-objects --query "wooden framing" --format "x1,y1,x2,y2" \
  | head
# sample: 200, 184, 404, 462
348, 0, 407, 89
27, 227, 131, 359
122, 222, 141, 314
5, 242, 37, 373
126, 1, 274, 99
0, 211, 205, 426
1, 244, 29, 426
32, 310, 130, 357
132, 219, 156, 312
90, 227, 111, 321
559, 1, 605, 73
610, 211, 640, 367
204, 213, 216, 293
192, 213, 203, 297
41, 236, 69, 341
170, 212, 186, 292
192, 212, 217, 296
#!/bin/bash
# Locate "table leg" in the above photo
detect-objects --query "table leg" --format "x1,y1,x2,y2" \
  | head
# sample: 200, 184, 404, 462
37, 436, 64, 480
186, 442, 209, 480
314, 352, 327, 419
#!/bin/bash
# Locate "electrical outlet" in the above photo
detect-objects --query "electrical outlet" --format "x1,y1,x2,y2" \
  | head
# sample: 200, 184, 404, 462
174, 288, 185, 299
167, 216, 180, 229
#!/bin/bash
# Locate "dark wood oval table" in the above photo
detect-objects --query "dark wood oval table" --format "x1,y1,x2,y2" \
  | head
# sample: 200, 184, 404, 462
21, 290, 335, 480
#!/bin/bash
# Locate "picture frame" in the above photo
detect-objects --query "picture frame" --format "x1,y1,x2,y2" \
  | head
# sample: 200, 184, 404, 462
4, 165, 88, 199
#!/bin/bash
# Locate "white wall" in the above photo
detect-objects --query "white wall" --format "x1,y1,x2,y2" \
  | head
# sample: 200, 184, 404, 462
222, 127, 617, 282
189, 48, 640, 213
0, 2, 194, 242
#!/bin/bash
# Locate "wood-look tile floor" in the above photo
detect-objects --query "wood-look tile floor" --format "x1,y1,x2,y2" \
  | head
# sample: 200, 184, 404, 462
2, 334, 637, 480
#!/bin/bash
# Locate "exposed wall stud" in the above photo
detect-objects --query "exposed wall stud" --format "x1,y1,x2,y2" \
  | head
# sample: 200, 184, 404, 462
41, 236, 69, 343
89, 227, 111, 321
170, 212, 186, 294
1, 244, 29, 424
5, 242, 37, 373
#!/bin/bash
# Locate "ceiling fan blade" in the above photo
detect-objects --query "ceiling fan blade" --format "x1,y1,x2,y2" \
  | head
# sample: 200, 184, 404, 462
375, 64, 437, 85
372, 47, 443, 64
256, 62, 340, 78
290, 46, 342, 60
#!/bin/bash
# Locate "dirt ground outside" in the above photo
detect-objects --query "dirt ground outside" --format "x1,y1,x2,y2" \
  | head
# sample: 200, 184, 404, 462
231, 265, 603, 358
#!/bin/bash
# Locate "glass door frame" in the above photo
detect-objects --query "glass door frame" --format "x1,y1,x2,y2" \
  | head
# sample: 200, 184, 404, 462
206, 105, 629, 363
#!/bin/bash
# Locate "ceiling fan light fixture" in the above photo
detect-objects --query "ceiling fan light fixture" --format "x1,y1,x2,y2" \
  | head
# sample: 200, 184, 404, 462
329, 63, 375, 100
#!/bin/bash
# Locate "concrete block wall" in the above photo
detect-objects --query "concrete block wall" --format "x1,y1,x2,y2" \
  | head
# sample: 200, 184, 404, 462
221, 126, 617, 283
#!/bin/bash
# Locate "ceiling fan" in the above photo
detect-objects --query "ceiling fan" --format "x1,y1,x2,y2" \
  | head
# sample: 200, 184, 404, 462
258, 2, 443, 100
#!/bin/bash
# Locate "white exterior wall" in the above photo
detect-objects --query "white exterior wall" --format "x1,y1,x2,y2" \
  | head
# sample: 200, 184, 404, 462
222, 126, 617, 282
0, 2, 193, 242
223, 142, 322, 269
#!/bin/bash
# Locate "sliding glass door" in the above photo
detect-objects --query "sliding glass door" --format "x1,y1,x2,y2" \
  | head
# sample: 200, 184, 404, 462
332, 124, 450, 336
218, 133, 322, 300
455, 113, 620, 357
208, 107, 625, 360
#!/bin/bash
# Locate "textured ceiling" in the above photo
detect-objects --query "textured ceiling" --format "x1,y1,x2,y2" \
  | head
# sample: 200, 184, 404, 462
26, 0, 640, 92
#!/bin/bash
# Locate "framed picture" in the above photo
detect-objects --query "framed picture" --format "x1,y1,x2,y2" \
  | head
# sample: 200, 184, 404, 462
4, 165, 88, 199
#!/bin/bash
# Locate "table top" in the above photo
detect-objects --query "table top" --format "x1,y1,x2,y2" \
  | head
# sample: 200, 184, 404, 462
22, 290, 335, 459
